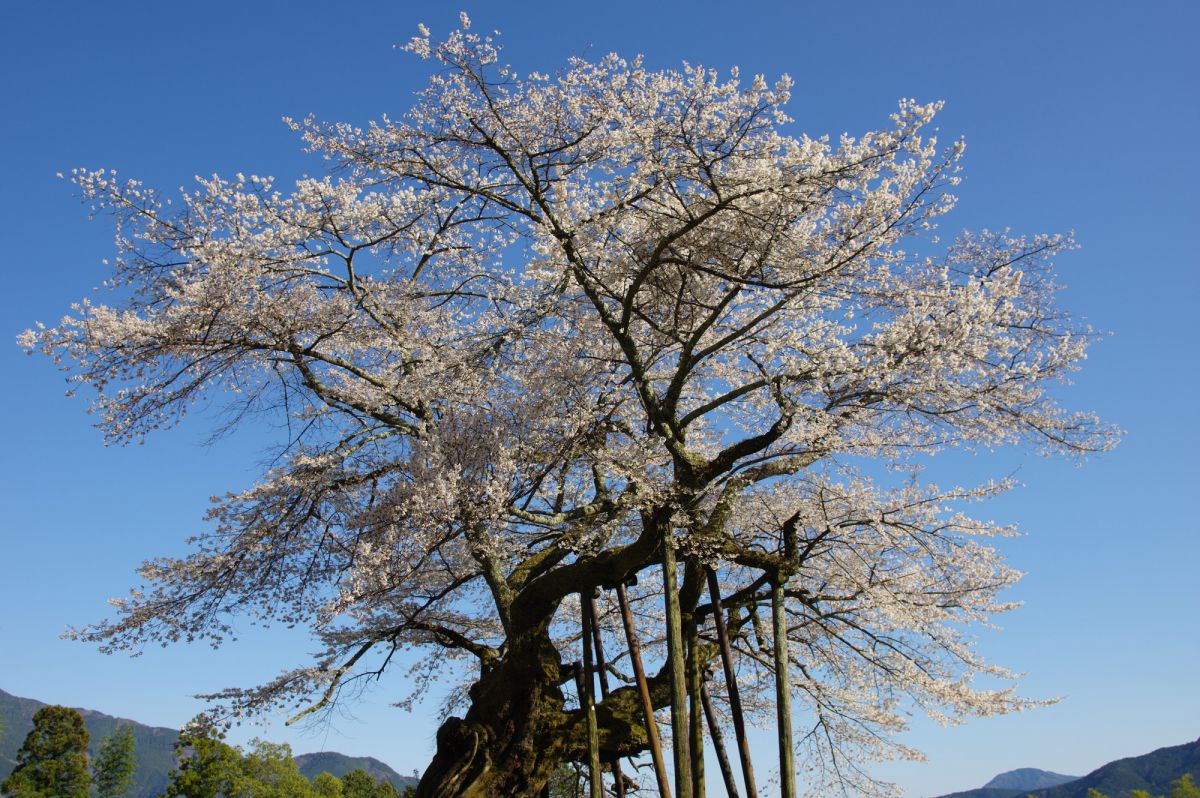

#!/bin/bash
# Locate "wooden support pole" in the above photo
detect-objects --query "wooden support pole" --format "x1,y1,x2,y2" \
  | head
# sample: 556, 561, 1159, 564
772, 579, 797, 798
700, 679, 740, 798
616, 581, 673, 798
686, 616, 705, 798
580, 597, 604, 798
586, 593, 626, 798
662, 533, 693, 797
706, 567, 758, 798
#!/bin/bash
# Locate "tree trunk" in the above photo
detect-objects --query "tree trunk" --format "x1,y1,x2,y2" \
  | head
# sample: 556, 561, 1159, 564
414, 606, 680, 797
414, 630, 569, 798
415, 515, 701, 797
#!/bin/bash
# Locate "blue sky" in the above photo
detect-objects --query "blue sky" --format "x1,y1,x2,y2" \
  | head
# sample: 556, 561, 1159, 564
1, 2, 1196, 795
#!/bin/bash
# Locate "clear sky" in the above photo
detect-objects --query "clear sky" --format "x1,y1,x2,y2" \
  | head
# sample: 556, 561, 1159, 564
1, 2, 1196, 796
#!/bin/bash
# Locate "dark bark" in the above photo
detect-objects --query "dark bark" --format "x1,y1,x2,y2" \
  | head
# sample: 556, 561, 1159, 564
415, 573, 690, 796
413, 507, 727, 796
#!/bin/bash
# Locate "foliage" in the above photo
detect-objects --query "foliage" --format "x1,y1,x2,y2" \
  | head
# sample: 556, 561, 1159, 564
92, 725, 139, 798
231, 739, 317, 798
32, 13, 1115, 797
160, 721, 241, 798
0, 705, 91, 798
341, 768, 399, 798
312, 771, 344, 797
1085, 773, 1199, 798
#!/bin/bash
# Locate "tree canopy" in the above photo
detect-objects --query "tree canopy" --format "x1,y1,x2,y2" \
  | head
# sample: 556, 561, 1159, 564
92, 724, 138, 798
30, 14, 1114, 797
0, 705, 91, 798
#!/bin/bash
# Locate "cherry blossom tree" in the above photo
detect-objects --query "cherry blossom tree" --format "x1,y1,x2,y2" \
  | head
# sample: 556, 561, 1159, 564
25, 15, 1115, 798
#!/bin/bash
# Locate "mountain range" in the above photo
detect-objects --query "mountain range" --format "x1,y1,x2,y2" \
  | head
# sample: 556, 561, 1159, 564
0, 688, 417, 797
934, 737, 1200, 798
3, 686, 1194, 798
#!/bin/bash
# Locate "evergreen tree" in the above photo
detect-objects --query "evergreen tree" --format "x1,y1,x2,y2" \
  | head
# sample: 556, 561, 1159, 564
160, 720, 241, 798
0, 705, 91, 798
92, 724, 138, 798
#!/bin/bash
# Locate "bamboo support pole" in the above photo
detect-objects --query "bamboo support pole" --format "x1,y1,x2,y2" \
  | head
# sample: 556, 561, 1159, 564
705, 567, 758, 798
616, 581, 673, 798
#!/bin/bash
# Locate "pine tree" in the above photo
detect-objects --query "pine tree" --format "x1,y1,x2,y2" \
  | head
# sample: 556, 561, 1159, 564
0, 705, 91, 798
92, 725, 138, 798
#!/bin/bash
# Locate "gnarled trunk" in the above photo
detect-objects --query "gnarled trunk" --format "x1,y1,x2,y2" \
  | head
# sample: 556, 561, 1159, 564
415, 614, 676, 797
415, 630, 568, 798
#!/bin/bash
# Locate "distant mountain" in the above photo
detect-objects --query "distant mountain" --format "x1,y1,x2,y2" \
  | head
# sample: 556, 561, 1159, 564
1, 688, 178, 798
984, 768, 1078, 791
934, 768, 1079, 798
295, 751, 418, 791
933, 737, 1200, 798
1028, 737, 1200, 798
1, 688, 417, 797
933, 788, 1029, 798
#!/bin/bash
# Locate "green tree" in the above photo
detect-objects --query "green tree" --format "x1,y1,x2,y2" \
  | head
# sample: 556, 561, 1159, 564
1086, 774, 1197, 798
339, 768, 399, 798
0, 705, 91, 798
312, 771, 345, 798
1172, 774, 1200, 798
161, 720, 241, 798
340, 769, 377, 798
231, 739, 314, 798
92, 724, 138, 798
